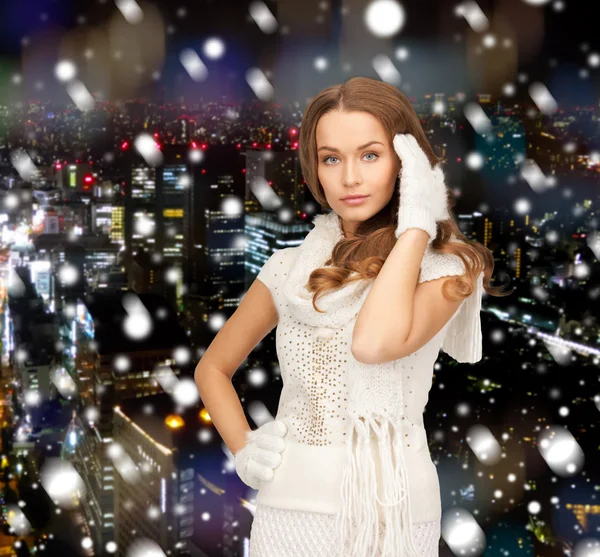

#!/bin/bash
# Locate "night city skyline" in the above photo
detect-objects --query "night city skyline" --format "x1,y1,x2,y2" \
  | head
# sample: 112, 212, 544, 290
0, 0, 599, 556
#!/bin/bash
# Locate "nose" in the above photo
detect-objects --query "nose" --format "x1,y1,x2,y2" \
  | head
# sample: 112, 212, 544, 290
343, 159, 362, 186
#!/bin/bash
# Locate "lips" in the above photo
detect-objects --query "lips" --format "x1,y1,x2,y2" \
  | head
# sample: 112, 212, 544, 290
341, 195, 369, 205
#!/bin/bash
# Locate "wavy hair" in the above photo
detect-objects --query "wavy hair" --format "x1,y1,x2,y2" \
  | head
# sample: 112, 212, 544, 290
298, 76, 513, 313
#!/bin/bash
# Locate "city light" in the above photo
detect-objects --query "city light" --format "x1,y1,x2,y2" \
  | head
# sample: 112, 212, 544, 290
199, 408, 211, 423
165, 415, 184, 428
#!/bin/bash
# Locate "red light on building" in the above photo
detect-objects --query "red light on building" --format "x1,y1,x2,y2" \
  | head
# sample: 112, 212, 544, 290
83, 174, 95, 189
201, 169, 207, 174
121, 141, 129, 150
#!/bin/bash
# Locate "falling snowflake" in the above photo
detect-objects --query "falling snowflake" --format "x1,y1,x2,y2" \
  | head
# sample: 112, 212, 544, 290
364, 0, 406, 37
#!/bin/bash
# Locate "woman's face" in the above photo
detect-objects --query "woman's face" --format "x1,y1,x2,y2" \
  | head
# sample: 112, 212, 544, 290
315, 109, 401, 238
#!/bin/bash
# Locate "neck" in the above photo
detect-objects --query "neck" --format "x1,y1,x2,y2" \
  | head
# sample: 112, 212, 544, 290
338, 216, 355, 239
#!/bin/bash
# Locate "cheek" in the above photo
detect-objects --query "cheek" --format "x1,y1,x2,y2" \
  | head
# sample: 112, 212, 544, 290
376, 167, 397, 189
318, 168, 334, 185
317, 171, 325, 190
317, 171, 331, 198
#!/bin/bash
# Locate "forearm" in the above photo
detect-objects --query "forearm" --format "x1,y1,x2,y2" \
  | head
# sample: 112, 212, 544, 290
194, 365, 251, 456
352, 228, 429, 355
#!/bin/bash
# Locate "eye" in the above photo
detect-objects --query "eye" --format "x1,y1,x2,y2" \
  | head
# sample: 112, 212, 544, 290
321, 152, 379, 164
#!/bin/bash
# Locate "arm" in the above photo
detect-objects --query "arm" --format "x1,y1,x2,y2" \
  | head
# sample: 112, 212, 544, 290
351, 228, 429, 360
194, 278, 279, 455
351, 229, 464, 365
194, 365, 252, 455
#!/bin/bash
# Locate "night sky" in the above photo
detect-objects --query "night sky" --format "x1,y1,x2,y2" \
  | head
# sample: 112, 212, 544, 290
0, 0, 597, 105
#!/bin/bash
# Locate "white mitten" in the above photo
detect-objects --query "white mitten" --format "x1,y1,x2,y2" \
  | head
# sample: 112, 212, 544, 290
234, 420, 288, 490
393, 133, 449, 243
431, 163, 451, 222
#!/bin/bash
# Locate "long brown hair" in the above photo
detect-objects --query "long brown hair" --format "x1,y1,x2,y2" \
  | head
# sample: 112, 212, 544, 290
298, 76, 513, 313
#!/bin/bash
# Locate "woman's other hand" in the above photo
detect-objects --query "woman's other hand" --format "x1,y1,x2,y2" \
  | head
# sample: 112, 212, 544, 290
233, 419, 288, 490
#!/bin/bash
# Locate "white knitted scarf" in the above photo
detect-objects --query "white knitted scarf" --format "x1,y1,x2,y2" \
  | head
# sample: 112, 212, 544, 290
280, 210, 484, 556
280, 210, 418, 556
281, 210, 372, 329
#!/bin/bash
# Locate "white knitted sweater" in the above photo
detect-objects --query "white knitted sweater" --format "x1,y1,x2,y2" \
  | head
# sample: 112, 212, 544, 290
255, 211, 484, 556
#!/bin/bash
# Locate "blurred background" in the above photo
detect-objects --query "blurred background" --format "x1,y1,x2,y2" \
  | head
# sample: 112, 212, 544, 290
0, 0, 598, 556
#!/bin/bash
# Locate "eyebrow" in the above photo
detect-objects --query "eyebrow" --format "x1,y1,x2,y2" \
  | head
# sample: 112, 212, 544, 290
317, 140, 385, 153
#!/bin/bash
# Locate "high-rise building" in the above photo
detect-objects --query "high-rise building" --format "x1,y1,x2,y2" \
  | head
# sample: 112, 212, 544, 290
44, 209, 59, 234
116, 144, 192, 282
159, 151, 188, 266
113, 393, 224, 557
244, 148, 303, 216
55, 161, 96, 194
70, 291, 191, 548
245, 212, 308, 284
455, 211, 484, 242
182, 144, 246, 303
64, 414, 112, 550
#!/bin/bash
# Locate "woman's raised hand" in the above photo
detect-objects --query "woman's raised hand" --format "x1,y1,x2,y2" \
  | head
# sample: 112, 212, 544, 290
392, 133, 450, 242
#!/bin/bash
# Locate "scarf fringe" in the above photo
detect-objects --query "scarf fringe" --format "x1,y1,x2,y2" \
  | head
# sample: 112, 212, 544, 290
335, 415, 422, 557
442, 270, 483, 363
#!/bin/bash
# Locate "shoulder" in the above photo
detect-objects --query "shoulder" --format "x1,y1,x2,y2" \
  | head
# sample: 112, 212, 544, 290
256, 247, 299, 290
418, 242, 467, 284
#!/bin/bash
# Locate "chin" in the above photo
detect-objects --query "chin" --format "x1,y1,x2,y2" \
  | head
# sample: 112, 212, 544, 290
337, 203, 378, 216
336, 208, 370, 219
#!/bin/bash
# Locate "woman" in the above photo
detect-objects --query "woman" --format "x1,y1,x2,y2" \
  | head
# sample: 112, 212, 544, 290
194, 76, 511, 557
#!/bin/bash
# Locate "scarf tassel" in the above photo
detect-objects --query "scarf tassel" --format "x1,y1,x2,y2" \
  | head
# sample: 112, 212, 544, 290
442, 271, 484, 363
335, 415, 422, 557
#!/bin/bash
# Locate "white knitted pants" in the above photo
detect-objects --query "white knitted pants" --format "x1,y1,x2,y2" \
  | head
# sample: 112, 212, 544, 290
249, 503, 441, 557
